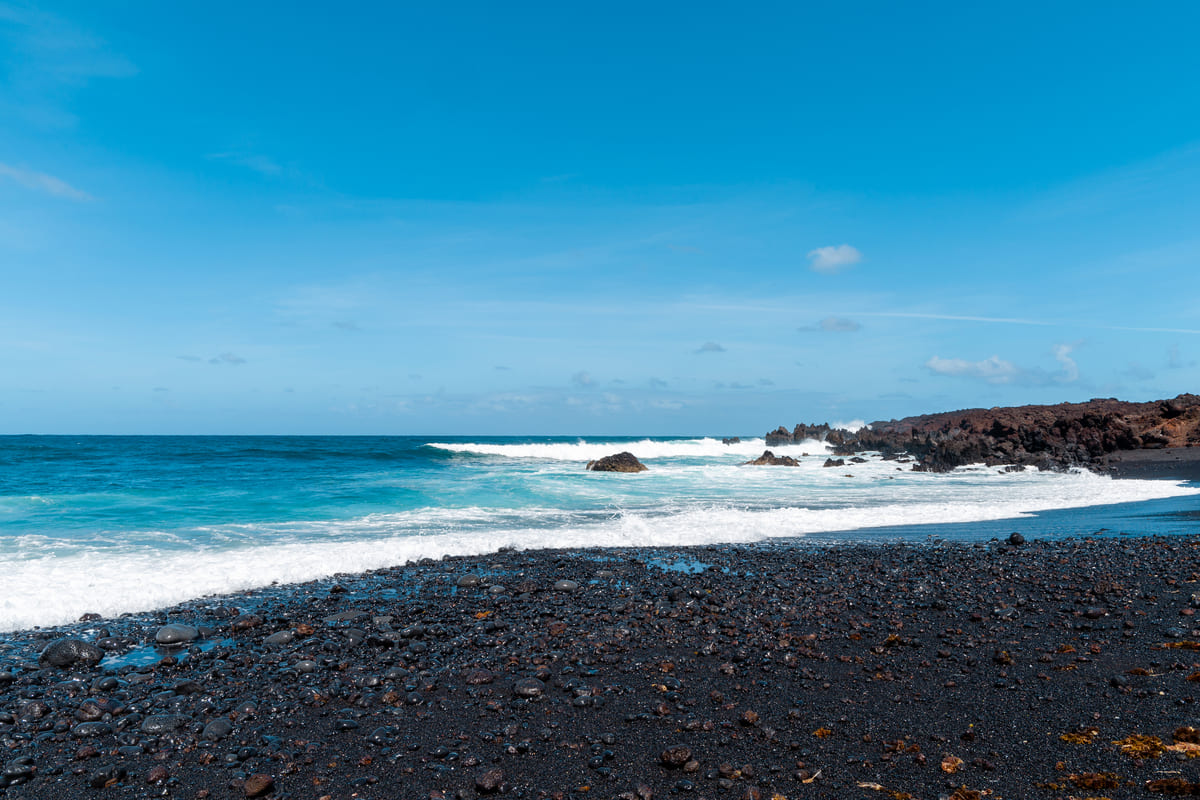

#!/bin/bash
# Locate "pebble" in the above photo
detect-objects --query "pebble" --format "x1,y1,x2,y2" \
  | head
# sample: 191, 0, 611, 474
475, 767, 504, 793
513, 677, 546, 698
154, 623, 199, 644
660, 744, 691, 768
243, 774, 274, 797
203, 718, 234, 740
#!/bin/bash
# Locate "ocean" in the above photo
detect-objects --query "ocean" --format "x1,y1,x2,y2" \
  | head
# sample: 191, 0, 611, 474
1, 434, 1198, 633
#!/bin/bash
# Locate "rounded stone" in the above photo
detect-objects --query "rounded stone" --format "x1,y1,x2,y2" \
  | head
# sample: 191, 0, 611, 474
39, 638, 103, 668
154, 624, 199, 645
513, 677, 546, 698
140, 714, 191, 734
553, 579, 579, 593
203, 718, 234, 741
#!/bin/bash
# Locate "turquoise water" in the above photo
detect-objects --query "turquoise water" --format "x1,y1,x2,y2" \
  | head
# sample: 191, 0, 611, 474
1, 434, 1197, 632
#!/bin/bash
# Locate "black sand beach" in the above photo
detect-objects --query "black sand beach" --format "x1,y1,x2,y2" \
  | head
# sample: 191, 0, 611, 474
4, 516, 1200, 799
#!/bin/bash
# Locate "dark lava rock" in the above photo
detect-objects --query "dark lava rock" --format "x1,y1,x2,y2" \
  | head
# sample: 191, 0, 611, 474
770, 393, 1200, 472
1008, 531, 1026, 546
89, 764, 126, 789
660, 744, 692, 768
154, 623, 199, 645
140, 714, 191, 734
586, 452, 648, 472
513, 677, 546, 698
39, 637, 103, 668
743, 450, 799, 467
203, 718, 234, 741
722, 437, 741, 445
456, 573, 482, 588
822, 458, 845, 468
465, 668, 495, 685
231, 613, 263, 631
243, 774, 275, 797
476, 767, 504, 793
553, 579, 579, 592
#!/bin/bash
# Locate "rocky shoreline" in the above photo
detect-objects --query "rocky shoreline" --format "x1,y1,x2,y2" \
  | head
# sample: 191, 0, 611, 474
5, 534, 1200, 798
766, 394, 1200, 474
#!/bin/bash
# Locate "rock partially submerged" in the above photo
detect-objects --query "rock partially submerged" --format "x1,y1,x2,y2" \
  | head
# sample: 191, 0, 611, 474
767, 394, 1200, 473
743, 450, 799, 466
585, 451, 648, 472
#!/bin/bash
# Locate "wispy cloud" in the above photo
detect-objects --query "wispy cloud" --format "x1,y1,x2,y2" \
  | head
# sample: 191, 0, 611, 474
1122, 363, 1155, 381
332, 321, 359, 331
854, 310, 1200, 335
1166, 344, 1197, 369
807, 244, 861, 273
0, 162, 90, 200
208, 152, 285, 177
926, 344, 1081, 386
0, 3, 136, 127
695, 341, 725, 354
925, 355, 1020, 384
571, 371, 594, 387
208, 352, 247, 365
799, 316, 861, 333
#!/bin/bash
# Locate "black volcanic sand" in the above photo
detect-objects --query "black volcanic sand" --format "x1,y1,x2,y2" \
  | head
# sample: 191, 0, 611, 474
1101, 447, 1200, 483
4, 537, 1200, 799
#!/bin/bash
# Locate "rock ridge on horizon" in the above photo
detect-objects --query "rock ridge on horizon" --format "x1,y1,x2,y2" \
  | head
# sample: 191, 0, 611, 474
766, 393, 1200, 473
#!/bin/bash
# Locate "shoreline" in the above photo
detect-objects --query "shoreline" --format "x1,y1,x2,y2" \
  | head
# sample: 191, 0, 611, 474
1100, 446, 1200, 482
4, 533, 1200, 797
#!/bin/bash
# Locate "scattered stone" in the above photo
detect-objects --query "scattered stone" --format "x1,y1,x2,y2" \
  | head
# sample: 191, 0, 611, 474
476, 768, 504, 793
660, 744, 691, 768
243, 774, 275, 797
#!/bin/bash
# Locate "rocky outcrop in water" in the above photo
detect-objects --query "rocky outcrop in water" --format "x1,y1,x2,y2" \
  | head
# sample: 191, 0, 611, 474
586, 452, 648, 472
743, 450, 799, 466
765, 423, 850, 446
767, 394, 1200, 473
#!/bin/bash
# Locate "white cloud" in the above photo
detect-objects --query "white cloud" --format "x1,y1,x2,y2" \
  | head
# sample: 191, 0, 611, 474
925, 355, 1020, 384
696, 341, 725, 354
807, 244, 862, 273
571, 371, 594, 387
0, 162, 90, 200
1052, 343, 1078, 382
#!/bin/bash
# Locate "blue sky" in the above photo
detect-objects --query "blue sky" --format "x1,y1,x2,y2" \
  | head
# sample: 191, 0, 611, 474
1, 2, 1198, 434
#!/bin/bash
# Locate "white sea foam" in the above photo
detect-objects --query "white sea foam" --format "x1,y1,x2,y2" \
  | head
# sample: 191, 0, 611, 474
1, 468, 1195, 633
426, 437, 828, 460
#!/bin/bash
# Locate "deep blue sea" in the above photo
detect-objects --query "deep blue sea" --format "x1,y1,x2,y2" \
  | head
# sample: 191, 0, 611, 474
1, 434, 1197, 632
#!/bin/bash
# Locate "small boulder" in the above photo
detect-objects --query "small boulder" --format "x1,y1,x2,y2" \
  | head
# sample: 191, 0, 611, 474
586, 452, 648, 472
39, 638, 103, 669
743, 450, 799, 466
822, 458, 846, 468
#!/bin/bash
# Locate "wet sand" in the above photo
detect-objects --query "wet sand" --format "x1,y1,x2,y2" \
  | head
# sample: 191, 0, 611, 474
1101, 447, 1200, 483
4, 532, 1200, 798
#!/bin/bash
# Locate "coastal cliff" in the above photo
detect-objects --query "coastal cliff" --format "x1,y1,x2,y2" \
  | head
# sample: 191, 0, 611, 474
767, 394, 1200, 473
